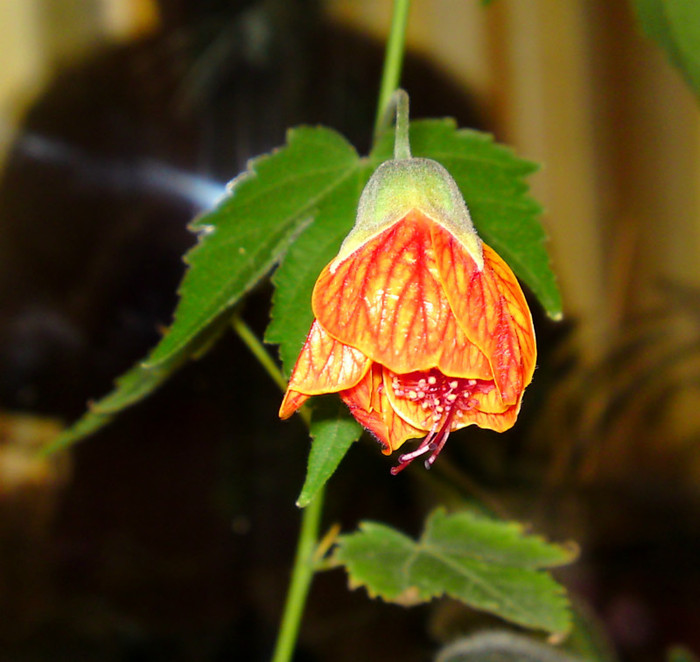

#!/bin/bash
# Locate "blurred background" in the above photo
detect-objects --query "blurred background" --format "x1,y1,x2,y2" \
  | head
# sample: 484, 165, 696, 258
0, 1, 699, 660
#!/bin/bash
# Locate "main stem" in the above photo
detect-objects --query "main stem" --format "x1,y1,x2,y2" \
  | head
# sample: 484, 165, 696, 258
250, 2, 411, 660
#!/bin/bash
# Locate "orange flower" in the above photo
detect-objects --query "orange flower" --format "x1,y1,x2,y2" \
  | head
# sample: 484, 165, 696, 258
279, 155, 536, 474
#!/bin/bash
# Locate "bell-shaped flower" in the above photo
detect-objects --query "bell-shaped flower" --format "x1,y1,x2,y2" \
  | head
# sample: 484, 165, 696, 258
279, 124, 536, 473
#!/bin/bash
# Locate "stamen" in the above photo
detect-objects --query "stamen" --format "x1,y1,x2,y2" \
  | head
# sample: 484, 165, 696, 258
388, 369, 496, 473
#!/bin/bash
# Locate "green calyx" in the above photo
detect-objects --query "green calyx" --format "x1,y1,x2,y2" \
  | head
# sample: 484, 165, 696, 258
332, 89, 483, 270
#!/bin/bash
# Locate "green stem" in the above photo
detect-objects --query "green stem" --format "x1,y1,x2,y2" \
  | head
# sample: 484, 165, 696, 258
231, 315, 309, 427
270, 488, 324, 662
374, 0, 411, 138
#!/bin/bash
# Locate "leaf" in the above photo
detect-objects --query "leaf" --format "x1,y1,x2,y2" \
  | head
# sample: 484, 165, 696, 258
148, 126, 361, 366
372, 120, 562, 319
332, 509, 575, 635
634, 0, 700, 100
296, 397, 362, 507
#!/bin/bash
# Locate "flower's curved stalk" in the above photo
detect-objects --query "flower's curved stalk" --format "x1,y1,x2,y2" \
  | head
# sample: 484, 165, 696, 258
393, 89, 412, 160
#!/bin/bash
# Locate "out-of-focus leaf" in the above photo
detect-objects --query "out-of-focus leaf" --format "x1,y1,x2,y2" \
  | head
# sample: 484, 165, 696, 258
332, 509, 575, 634
434, 630, 581, 662
634, 0, 700, 100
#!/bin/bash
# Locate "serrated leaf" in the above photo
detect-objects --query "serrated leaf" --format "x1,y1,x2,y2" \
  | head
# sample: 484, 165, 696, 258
332, 509, 575, 635
148, 126, 361, 366
372, 120, 561, 319
296, 397, 362, 508
634, 0, 700, 100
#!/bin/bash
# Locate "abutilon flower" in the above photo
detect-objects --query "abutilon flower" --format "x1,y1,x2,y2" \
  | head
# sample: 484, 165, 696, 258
279, 126, 536, 474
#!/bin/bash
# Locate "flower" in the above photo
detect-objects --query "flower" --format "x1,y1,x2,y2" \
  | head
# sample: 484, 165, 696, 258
279, 155, 536, 474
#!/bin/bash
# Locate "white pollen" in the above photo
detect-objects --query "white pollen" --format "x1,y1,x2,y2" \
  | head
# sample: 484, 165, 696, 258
467, 379, 476, 386
436, 405, 444, 413
421, 401, 429, 409
433, 398, 440, 406
446, 393, 457, 402
408, 390, 418, 400
417, 391, 425, 399
428, 376, 437, 385
418, 379, 426, 388
449, 381, 458, 389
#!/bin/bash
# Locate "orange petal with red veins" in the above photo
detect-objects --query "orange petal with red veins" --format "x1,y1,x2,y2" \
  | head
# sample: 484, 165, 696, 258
340, 364, 423, 453
438, 313, 492, 380
432, 225, 536, 405
314, 211, 487, 378
469, 402, 521, 433
279, 320, 370, 419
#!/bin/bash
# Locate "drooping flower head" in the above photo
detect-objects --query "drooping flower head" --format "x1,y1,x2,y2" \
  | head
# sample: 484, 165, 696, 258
280, 93, 536, 474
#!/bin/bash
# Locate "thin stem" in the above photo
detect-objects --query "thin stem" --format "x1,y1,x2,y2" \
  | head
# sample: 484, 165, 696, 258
231, 314, 287, 392
373, 0, 411, 138
270, 489, 325, 662
230, 314, 319, 662
231, 315, 310, 426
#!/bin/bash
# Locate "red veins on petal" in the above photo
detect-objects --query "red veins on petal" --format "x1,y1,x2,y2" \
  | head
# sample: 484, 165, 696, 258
339, 364, 424, 454
279, 208, 536, 473
313, 210, 492, 379
279, 320, 370, 419
431, 223, 537, 405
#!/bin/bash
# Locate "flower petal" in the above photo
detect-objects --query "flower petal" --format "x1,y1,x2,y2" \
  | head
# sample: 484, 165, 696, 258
432, 224, 536, 406
313, 211, 490, 378
340, 364, 424, 453
279, 320, 370, 419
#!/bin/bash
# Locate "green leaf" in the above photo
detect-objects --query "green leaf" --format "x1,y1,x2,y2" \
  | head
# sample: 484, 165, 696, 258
373, 120, 562, 319
296, 397, 362, 508
634, 0, 700, 99
332, 509, 575, 635
148, 126, 361, 366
